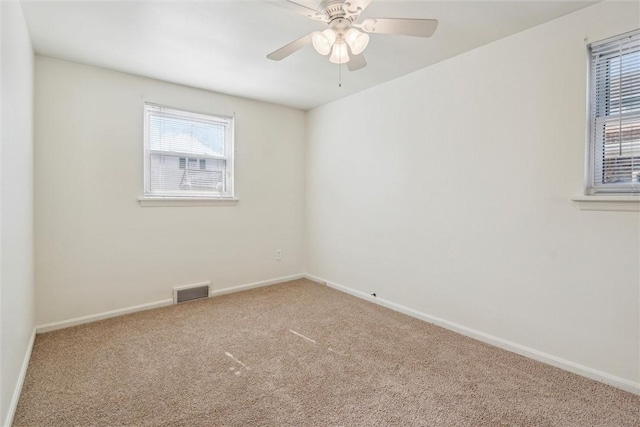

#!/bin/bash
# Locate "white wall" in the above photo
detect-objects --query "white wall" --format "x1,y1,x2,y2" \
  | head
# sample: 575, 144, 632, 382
306, 1, 640, 386
1, 0, 35, 424
35, 57, 306, 325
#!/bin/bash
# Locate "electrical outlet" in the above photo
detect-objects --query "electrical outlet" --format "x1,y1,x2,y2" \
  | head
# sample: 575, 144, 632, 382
275, 249, 282, 260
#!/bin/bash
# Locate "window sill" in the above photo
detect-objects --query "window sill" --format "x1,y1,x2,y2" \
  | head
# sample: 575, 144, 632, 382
571, 195, 640, 212
138, 197, 239, 207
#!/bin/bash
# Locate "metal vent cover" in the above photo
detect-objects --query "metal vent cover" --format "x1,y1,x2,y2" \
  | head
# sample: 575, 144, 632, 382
174, 282, 210, 304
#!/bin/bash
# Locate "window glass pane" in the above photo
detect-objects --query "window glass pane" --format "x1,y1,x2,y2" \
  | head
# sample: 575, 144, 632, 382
605, 51, 640, 116
150, 155, 227, 193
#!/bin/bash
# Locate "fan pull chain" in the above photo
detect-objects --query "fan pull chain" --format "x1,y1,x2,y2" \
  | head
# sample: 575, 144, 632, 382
338, 62, 342, 87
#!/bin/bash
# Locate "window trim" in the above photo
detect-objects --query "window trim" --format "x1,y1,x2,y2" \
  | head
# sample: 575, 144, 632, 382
141, 102, 236, 202
138, 196, 239, 207
586, 29, 640, 195
572, 195, 640, 212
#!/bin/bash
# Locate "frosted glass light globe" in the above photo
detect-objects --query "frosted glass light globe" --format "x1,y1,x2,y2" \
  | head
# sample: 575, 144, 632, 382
312, 29, 337, 56
344, 28, 369, 55
329, 42, 350, 64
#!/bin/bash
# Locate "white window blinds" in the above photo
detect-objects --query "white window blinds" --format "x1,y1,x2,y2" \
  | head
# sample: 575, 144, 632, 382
144, 104, 234, 198
589, 30, 640, 194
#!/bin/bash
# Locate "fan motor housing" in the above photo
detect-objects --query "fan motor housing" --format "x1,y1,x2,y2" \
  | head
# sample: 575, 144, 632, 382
319, 0, 351, 21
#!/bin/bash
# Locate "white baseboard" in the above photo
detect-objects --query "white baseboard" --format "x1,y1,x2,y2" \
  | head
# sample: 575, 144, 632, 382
4, 327, 36, 427
305, 274, 640, 395
36, 274, 306, 334
36, 299, 174, 334
210, 274, 304, 297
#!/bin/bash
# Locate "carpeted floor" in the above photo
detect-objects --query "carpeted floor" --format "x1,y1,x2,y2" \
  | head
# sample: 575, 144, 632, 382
13, 279, 640, 426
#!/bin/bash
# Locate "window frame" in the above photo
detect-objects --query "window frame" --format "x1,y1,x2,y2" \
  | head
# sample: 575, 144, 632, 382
142, 103, 235, 200
586, 29, 640, 195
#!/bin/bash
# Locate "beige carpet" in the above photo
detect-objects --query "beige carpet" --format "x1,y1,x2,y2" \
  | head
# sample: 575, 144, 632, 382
14, 279, 640, 426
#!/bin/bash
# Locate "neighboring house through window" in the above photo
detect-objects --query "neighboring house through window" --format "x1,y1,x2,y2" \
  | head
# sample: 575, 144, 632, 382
179, 158, 207, 170
143, 103, 234, 198
588, 29, 640, 194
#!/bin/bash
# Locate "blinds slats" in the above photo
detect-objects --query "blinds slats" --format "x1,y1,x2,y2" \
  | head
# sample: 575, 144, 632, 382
590, 30, 640, 192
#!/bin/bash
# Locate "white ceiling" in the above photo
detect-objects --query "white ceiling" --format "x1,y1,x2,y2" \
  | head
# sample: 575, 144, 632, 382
21, 0, 597, 110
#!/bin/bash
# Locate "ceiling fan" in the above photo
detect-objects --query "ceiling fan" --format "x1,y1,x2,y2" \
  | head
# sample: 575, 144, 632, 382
265, 0, 438, 71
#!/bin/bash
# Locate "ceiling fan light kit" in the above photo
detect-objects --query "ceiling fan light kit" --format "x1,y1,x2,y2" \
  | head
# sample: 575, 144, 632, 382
311, 19, 370, 63
266, 0, 438, 71
311, 28, 369, 64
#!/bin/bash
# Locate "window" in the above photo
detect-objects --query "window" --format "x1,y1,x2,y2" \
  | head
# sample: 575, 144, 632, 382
588, 30, 640, 194
144, 104, 234, 198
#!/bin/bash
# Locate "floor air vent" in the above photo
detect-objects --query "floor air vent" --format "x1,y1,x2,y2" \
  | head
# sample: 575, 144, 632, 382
174, 282, 211, 304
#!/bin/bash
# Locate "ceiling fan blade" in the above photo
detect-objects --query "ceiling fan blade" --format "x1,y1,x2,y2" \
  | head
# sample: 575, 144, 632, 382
346, 45, 367, 71
360, 18, 439, 38
267, 32, 315, 61
263, 0, 328, 22
343, 0, 373, 20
